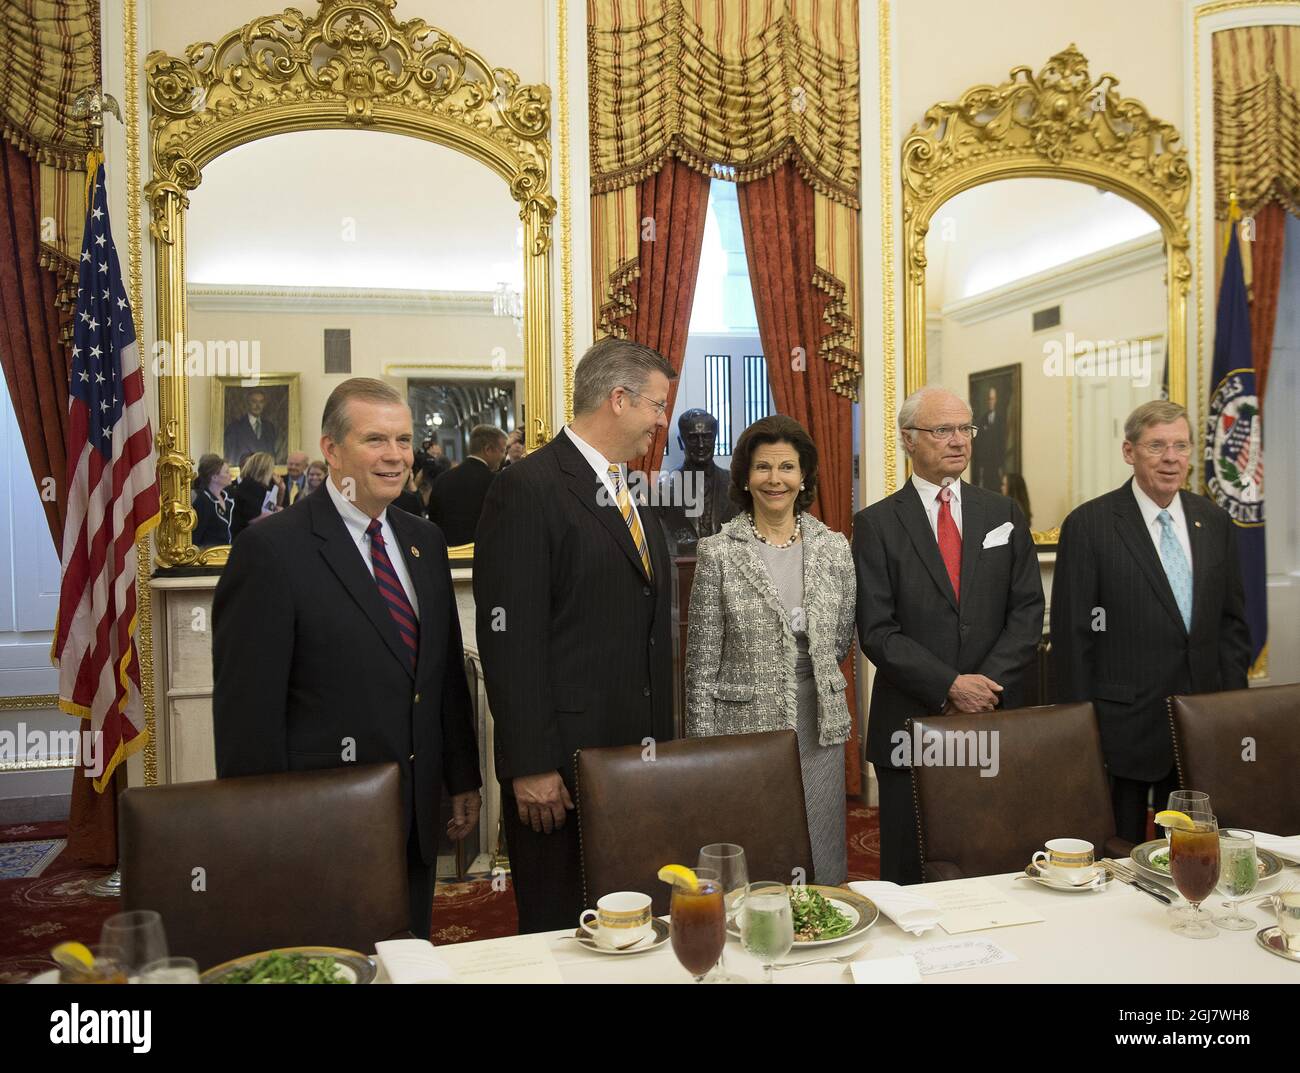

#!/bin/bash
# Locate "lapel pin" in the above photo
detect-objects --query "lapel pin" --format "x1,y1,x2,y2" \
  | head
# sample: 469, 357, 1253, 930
1194, 521, 1202, 528
411, 546, 421, 557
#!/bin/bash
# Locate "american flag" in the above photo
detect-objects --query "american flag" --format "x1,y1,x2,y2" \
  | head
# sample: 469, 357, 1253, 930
51, 158, 160, 792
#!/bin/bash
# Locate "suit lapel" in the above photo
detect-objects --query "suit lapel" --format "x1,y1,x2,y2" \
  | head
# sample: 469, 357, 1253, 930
311, 491, 417, 677
957, 481, 983, 616
388, 507, 439, 676
1111, 482, 1186, 633
554, 432, 653, 583
895, 484, 958, 611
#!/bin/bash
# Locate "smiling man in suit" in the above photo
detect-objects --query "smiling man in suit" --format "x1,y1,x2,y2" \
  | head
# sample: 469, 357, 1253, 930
854, 386, 1044, 884
213, 378, 482, 939
1051, 400, 1251, 843
474, 337, 677, 933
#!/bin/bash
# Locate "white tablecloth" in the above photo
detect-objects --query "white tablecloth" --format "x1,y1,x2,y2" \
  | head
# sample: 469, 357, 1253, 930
424, 867, 1298, 984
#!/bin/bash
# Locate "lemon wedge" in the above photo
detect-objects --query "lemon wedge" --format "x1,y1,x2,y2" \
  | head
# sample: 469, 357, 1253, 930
1154, 809, 1196, 831
657, 864, 699, 892
51, 941, 96, 971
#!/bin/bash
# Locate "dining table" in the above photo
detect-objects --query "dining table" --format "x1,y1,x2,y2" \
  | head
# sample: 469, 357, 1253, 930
385, 862, 1299, 984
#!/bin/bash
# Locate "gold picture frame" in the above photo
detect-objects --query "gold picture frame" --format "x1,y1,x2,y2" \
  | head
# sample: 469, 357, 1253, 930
145, 0, 556, 567
209, 373, 302, 473
900, 45, 1192, 547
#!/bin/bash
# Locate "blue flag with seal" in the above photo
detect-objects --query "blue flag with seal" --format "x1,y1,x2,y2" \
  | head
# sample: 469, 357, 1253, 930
1205, 218, 1266, 669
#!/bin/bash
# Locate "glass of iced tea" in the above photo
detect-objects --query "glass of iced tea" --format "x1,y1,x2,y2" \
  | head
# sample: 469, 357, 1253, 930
670, 866, 726, 983
57, 945, 129, 984
1169, 816, 1220, 939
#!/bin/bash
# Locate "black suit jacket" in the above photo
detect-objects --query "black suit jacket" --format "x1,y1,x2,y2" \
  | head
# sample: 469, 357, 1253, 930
223, 415, 279, 465
473, 431, 675, 783
427, 457, 495, 546
853, 480, 1044, 768
1050, 479, 1251, 781
212, 488, 481, 863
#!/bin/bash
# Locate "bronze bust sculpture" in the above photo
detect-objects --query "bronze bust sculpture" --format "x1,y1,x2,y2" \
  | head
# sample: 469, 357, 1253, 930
656, 408, 738, 556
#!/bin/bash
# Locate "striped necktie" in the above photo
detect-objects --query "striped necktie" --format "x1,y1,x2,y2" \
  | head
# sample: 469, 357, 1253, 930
366, 519, 418, 668
607, 464, 653, 581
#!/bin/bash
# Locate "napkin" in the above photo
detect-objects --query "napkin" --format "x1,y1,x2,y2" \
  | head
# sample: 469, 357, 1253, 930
374, 939, 457, 984
848, 881, 942, 935
850, 955, 922, 984
1245, 831, 1300, 864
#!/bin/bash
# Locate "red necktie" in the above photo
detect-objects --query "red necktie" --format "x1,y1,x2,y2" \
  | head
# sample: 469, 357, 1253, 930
936, 486, 961, 602
366, 519, 418, 669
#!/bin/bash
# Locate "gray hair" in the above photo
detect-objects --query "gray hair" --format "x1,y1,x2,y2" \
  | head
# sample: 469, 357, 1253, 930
572, 337, 677, 416
321, 378, 407, 444
1124, 400, 1190, 444
897, 385, 972, 448
468, 423, 508, 455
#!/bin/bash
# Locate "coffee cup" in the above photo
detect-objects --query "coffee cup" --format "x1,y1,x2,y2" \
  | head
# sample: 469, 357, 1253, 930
1273, 889, 1300, 952
1031, 838, 1097, 885
578, 891, 653, 949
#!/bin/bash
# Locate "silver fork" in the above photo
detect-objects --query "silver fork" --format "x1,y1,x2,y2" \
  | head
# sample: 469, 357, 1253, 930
772, 947, 867, 971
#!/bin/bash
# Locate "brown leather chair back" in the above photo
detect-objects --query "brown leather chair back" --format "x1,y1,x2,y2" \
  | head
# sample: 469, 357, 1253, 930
1169, 684, 1300, 834
912, 703, 1127, 880
576, 731, 813, 916
120, 763, 408, 969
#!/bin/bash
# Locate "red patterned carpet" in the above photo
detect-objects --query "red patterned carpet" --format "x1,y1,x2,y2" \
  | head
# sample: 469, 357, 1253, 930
0, 805, 879, 981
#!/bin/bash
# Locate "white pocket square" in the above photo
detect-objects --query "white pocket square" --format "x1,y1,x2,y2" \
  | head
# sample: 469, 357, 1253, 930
982, 521, 1014, 549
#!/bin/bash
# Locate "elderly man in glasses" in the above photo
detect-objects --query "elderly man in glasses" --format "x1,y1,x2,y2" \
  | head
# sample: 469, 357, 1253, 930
853, 386, 1044, 884
1051, 400, 1250, 843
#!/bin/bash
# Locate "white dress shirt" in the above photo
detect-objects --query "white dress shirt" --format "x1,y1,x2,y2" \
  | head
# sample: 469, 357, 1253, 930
564, 425, 648, 534
325, 474, 420, 618
911, 473, 963, 538
1132, 479, 1192, 573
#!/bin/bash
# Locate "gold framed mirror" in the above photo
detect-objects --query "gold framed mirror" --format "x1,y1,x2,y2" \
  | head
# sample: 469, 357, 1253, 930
901, 45, 1190, 546
145, 0, 555, 568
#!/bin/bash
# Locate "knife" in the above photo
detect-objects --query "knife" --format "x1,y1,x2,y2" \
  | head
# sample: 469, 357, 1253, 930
1103, 860, 1174, 905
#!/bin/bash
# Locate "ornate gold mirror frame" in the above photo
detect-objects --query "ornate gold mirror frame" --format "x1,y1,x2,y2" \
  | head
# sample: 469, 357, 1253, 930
901, 45, 1191, 544
144, 0, 556, 568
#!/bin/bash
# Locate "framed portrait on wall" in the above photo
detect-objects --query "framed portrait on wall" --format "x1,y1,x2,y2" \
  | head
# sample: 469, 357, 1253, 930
210, 374, 300, 471
968, 363, 1021, 495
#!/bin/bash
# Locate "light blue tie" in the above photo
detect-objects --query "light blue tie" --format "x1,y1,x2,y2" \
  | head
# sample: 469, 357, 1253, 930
1157, 510, 1192, 631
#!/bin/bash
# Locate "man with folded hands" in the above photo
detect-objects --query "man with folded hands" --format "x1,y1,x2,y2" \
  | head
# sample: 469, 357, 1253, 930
853, 386, 1044, 884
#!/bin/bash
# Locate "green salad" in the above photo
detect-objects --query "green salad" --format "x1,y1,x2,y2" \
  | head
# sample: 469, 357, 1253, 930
788, 886, 854, 941
216, 951, 348, 984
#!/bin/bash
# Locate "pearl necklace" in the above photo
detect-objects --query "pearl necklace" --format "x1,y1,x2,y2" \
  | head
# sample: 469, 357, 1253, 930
750, 512, 801, 548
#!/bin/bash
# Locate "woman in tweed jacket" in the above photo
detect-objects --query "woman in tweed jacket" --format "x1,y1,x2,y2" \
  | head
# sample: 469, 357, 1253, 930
685, 416, 856, 884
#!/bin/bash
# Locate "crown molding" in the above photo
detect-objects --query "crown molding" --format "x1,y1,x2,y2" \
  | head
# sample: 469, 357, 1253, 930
186, 284, 503, 317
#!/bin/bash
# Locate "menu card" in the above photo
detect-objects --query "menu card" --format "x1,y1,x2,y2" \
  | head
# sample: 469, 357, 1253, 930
909, 938, 1017, 975
433, 935, 564, 984
922, 878, 1045, 934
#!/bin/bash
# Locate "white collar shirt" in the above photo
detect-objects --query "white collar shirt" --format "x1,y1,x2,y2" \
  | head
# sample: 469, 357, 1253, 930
1132, 479, 1192, 573
564, 425, 647, 534
912, 472, 963, 538
325, 474, 419, 618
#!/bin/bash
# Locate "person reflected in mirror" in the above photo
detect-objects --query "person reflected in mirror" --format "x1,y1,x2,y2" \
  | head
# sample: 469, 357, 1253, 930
282, 451, 310, 506
685, 416, 856, 885
499, 428, 526, 469
853, 386, 1043, 883
304, 459, 327, 496
1050, 400, 1250, 844
230, 451, 280, 540
971, 385, 1006, 491
426, 425, 507, 546
655, 408, 739, 556
192, 453, 233, 547
1001, 472, 1032, 528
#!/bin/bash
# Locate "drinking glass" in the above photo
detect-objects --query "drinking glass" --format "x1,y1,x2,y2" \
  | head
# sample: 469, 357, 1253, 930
1164, 800, 1213, 922
57, 944, 128, 984
100, 910, 168, 980
137, 956, 200, 983
698, 843, 748, 983
741, 881, 794, 983
1214, 830, 1259, 931
1169, 816, 1220, 939
670, 867, 726, 983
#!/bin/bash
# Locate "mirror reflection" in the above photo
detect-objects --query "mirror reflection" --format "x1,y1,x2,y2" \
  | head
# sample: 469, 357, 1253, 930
183, 128, 525, 549
923, 177, 1167, 534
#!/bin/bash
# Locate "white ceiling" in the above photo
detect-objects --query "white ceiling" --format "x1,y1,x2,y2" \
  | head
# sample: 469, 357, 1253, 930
924, 178, 1162, 308
186, 129, 523, 292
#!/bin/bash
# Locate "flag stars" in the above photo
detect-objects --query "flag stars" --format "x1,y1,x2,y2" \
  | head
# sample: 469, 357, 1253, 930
87, 318, 98, 331
94, 233, 106, 248
78, 371, 89, 381
97, 262, 107, 274
91, 206, 103, 221
81, 250, 91, 262
91, 350, 103, 364
80, 311, 90, 323
116, 297, 127, 310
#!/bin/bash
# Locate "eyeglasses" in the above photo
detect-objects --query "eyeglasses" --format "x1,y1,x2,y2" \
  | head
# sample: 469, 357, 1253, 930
1134, 440, 1194, 457
906, 424, 978, 441
620, 386, 668, 417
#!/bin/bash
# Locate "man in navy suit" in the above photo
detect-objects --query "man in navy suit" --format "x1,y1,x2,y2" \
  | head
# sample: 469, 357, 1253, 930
213, 378, 481, 938
223, 388, 279, 465
854, 386, 1044, 883
1051, 400, 1250, 842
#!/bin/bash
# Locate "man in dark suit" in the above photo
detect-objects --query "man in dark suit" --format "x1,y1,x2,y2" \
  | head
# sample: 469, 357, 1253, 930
223, 388, 279, 465
474, 338, 677, 933
1051, 400, 1251, 842
281, 451, 309, 506
971, 385, 1005, 492
213, 378, 482, 939
854, 386, 1044, 883
426, 424, 507, 546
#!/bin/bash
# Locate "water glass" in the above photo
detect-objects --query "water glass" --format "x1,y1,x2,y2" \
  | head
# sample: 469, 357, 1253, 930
100, 910, 168, 980
1214, 830, 1259, 931
698, 843, 748, 983
741, 881, 794, 983
137, 956, 200, 983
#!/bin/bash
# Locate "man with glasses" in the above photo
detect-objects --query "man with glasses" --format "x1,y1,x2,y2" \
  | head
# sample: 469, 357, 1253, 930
1051, 400, 1250, 843
854, 386, 1044, 883
474, 337, 677, 932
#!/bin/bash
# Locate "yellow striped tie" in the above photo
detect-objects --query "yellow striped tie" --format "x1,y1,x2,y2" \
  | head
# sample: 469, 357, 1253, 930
608, 464, 653, 581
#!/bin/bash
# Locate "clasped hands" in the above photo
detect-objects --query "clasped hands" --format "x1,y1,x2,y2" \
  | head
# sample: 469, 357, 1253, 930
942, 673, 1003, 713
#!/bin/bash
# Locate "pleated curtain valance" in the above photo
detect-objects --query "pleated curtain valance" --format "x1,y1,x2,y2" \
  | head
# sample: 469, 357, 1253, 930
588, 0, 861, 209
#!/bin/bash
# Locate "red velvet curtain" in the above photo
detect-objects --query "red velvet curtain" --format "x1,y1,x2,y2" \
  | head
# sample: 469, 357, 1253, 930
1250, 202, 1288, 401
615, 158, 711, 474
0, 141, 71, 549
736, 160, 860, 793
